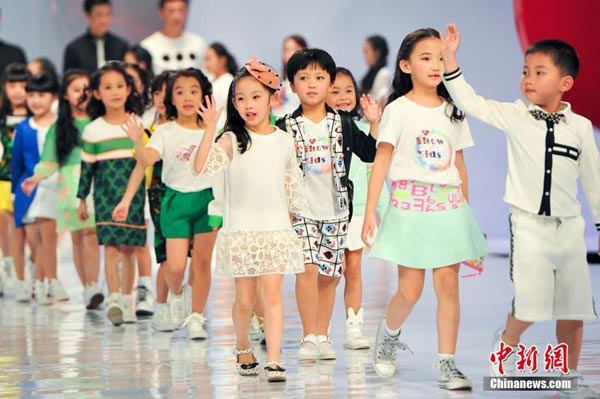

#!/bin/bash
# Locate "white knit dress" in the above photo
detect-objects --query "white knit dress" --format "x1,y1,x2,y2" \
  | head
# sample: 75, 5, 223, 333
201, 127, 305, 277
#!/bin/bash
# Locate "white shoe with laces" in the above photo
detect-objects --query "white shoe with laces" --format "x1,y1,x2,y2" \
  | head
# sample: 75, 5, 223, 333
15, 279, 30, 302
318, 335, 337, 360
436, 356, 472, 390
168, 292, 185, 329
35, 280, 51, 306
558, 372, 598, 399
344, 307, 370, 350
298, 334, 319, 360
182, 284, 192, 317
489, 327, 517, 377
106, 293, 124, 326
151, 305, 176, 332
372, 319, 412, 378
135, 285, 154, 317
183, 312, 208, 340
48, 279, 69, 301
121, 294, 137, 323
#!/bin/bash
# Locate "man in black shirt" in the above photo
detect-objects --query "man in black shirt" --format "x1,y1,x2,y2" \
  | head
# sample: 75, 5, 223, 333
0, 7, 27, 76
62, 0, 128, 73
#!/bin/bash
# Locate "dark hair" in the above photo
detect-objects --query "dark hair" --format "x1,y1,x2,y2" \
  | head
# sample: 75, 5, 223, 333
86, 61, 144, 119
158, 0, 188, 8
84, 0, 111, 14
26, 72, 59, 94
56, 69, 90, 165
151, 70, 174, 93
360, 35, 389, 95
388, 28, 464, 123
286, 48, 336, 84
208, 42, 239, 77
164, 68, 212, 122
125, 63, 152, 109
29, 58, 59, 83
222, 67, 277, 154
0, 63, 30, 125
282, 35, 308, 78
334, 67, 362, 119
525, 39, 580, 79
125, 45, 154, 77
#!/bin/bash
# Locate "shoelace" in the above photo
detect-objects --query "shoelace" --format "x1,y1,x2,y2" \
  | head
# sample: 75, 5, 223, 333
181, 313, 206, 328
438, 359, 466, 380
378, 335, 412, 360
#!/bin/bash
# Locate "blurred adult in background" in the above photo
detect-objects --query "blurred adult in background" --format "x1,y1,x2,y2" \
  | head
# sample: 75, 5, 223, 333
62, 0, 128, 74
204, 42, 237, 109
360, 35, 391, 103
0, 6, 27, 77
141, 0, 206, 74
271, 34, 307, 117
124, 45, 154, 77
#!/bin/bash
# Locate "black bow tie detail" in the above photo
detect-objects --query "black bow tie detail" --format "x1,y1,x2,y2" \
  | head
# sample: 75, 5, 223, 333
530, 109, 564, 125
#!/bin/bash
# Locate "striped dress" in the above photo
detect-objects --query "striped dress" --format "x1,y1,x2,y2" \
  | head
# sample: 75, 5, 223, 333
76, 117, 146, 246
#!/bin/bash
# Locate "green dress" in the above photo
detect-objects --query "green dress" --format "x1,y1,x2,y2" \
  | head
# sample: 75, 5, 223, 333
34, 118, 96, 232
76, 117, 146, 246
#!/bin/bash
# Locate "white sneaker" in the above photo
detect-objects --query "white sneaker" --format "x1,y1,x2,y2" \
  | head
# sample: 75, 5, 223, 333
168, 292, 185, 329
183, 312, 208, 340
135, 285, 154, 317
48, 279, 69, 301
106, 293, 124, 326
344, 307, 370, 350
121, 294, 137, 323
35, 280, 51, 305
86, 283, 104, 310
318, 335, 337, 360
1, 257, 15, 288
436, 356, 473, 390
15, 279, 30, 302
249, 313, 261, 341
298, 334, 319, 360
182, 284, 192, 317
489, 327, 517, 377
372, 319, 412, 378
559, 372, 598, 399
151, 305, 175, 332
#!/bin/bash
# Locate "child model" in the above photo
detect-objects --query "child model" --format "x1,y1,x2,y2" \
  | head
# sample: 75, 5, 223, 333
12, 73, 68, 304
442, 24, 599, 398
124, 68, 222, 340
22, 69, 103, 309
279, 49, 378, 361
362, 28, 487, 390
77, 61, 147, 326
326, 66, 387, 350
0, 63, 29, 295
195, 56, 305, 382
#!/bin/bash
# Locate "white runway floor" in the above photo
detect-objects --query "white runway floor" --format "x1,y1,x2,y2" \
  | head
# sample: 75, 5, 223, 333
0, 247, 598, 398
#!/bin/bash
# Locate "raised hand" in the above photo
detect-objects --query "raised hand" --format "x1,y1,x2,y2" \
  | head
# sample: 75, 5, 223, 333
197, 95, 224, 127
441, 23, 461, 57
121, 113, 145, 142
361, 94, 382, 124
112, 200, 130, 222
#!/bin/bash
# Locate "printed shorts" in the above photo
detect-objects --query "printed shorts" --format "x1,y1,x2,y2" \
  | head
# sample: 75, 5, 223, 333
292, 214, 349, 278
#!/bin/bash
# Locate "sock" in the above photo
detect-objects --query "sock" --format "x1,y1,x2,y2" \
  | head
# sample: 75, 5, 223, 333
156, 302, 167, 310
437, 353, 455, 360
385, 324, 401, 337
138, 276, 151, 289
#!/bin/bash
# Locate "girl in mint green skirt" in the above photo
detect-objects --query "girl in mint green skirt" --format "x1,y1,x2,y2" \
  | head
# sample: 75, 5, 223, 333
362, 28, 487, 390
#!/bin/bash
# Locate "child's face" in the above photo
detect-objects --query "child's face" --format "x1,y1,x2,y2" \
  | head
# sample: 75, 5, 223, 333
93, 70, 131, 111
152, 83, 167, 118
65, 76, 90, 112
520, 52, 571, 108
327, 73, 357, 113
233, 76, 276, 129
171, 76, 203, 118
125, 67, 144, 96
4, 81, 27, 109
26, 91, 55, 117
400, 37, 444, 90
290, 65, 332, 108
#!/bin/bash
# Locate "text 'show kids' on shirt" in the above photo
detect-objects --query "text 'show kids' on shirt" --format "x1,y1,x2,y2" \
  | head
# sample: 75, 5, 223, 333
301, 117, 347, 220
378, 96, 473, 186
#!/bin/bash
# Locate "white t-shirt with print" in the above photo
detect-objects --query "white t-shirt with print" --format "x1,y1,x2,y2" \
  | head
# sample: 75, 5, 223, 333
146, 121, 212, 192
378, 96, 473, 185
141, 31, 206, 74
302, 117, 348, 220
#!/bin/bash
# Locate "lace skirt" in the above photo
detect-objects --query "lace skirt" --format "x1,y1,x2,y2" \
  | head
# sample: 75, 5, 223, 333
215, 228, 305, 277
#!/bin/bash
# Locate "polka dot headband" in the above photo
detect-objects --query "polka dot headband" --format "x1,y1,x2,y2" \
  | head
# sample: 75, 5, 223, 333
244, 55, 281, 91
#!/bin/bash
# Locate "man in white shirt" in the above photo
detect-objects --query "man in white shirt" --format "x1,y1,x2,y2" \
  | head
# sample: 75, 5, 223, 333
140, 0, 206, 74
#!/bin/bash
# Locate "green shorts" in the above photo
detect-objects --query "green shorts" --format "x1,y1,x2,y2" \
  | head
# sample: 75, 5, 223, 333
160, 187, 220, 238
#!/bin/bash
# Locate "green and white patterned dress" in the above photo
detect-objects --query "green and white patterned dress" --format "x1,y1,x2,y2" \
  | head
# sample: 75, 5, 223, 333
77, 117, 146, 246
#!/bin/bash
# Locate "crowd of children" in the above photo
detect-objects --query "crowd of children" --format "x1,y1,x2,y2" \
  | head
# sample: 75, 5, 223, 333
0, 1, 597, 395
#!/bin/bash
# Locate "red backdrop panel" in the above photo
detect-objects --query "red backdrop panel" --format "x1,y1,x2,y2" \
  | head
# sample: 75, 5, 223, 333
514, 0, 600, 129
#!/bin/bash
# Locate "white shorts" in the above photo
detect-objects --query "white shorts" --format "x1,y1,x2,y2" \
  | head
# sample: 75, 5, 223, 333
509, 207, 597, 322
346, 215, 380, 251
24, 181, 57, 222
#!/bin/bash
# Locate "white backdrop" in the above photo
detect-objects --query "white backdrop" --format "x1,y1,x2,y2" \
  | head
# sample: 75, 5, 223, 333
1, 0, 598, 252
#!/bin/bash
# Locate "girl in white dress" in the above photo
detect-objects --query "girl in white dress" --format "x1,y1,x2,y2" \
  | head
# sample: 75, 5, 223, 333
194, 57, 304, 382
